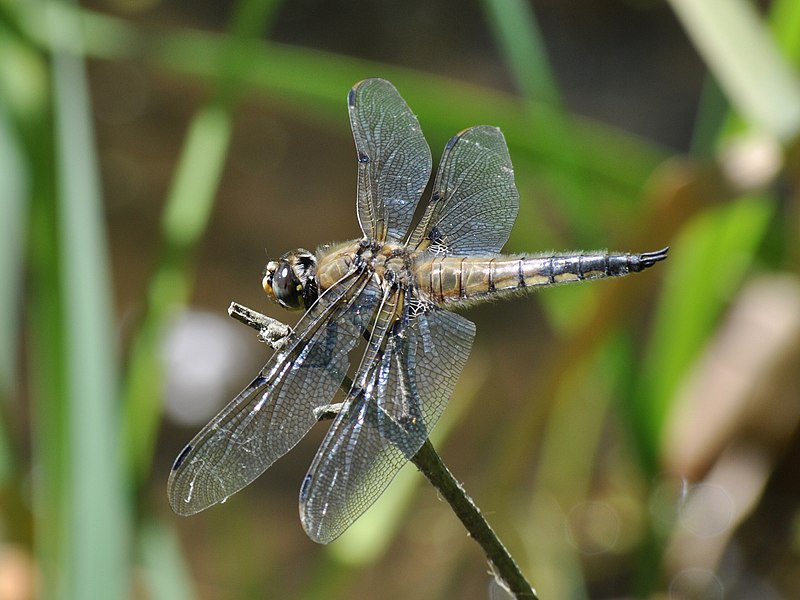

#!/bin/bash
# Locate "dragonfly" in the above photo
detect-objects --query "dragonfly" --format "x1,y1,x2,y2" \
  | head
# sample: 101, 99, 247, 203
168, 78, 668, 543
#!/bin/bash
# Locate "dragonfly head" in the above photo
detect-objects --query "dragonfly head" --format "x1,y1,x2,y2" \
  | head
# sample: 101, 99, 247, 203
263, 249, 318, 310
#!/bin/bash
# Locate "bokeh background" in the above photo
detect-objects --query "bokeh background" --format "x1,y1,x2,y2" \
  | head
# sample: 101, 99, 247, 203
2, 0, 800, 598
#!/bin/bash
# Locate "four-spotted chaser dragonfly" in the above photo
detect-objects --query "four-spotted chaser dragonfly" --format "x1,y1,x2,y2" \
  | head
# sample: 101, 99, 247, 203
168, 78, 667, 543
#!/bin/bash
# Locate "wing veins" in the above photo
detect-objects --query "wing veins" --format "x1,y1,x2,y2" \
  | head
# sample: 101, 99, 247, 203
168, 265, 374, 515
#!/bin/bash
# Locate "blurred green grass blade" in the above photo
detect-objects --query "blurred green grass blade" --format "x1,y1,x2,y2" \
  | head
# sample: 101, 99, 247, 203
140, 520, 195, 600
12, 30, 65, 598
0, 106, 27, 399
668, 0, 800, 140
480, 0, 561, 106
48, 0, 129, 597
690, 77, 728, 156
162, 107, 232, 247
122, 106, 232, 480
28, 157, 67, 600
695, 0, 800, 151
633, 195, 774, 471
480, 0, 598, 243
769, 0, 800, 64
0, 106, 26, 486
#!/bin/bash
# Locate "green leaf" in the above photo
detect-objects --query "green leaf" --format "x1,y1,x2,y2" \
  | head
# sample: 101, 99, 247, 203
634, 195, 774, 470
668, 0, 800, 140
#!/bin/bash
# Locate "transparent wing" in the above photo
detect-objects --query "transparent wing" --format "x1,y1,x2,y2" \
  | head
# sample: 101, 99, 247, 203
167, 272, 380, 516
299, 309, 475, 543
349, 78, 432, 243
410, 126, 519, 255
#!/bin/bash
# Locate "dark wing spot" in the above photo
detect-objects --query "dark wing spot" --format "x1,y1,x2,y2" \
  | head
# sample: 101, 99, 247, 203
445, 133, 460, 151
299, 473, 313, 501
172, 444, 193, 471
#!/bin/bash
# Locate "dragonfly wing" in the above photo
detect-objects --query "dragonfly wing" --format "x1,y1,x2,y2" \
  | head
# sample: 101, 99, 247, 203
299, 309, 475, 543
167, 272, 380, 515
349, 78, 432, 243
411, 125, 518, 255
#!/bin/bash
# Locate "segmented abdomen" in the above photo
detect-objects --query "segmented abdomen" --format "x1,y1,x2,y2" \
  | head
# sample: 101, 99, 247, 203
416, 248, 668, 305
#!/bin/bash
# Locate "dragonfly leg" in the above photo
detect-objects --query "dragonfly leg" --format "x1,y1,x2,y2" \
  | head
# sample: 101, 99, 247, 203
228, 301, 293, 350
229, 301, 355, 422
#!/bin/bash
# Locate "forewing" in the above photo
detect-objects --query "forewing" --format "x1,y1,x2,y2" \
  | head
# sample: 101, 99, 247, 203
411, 125, 518, 255
167, 272, 380, 516
349, 78, 432, 243
299, 309, 475, 543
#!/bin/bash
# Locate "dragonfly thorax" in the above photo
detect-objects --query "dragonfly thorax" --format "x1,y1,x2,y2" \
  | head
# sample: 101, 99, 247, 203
315, 239, 418, 297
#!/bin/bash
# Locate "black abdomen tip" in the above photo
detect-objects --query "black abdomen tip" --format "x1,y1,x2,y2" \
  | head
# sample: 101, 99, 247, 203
631, 246, 670, 271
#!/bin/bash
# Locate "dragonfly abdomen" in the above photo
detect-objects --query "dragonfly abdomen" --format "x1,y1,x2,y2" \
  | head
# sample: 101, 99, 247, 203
419, 248, 668, 305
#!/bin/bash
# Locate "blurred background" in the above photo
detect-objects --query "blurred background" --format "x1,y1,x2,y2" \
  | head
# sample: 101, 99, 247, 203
2, 0, 800, 598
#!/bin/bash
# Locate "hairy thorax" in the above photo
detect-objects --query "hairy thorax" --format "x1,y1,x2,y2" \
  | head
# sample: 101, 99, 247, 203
315, 239, 421, 298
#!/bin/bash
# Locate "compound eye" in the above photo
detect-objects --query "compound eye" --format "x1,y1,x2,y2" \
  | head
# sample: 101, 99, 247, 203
267, 260, 302, 309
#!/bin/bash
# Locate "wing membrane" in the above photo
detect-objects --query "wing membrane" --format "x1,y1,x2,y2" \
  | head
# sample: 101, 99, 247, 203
299, 309, 475, 543
167, 271, 380, 515
410, 126, 518, 255
349, 78, 432, 242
